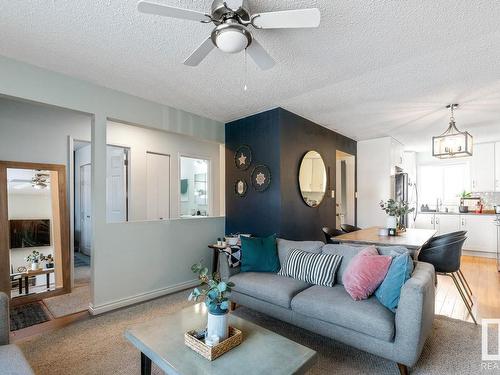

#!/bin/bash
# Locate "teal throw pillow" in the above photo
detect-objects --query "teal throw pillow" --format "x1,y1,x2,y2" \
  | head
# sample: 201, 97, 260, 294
374, 252, 414, 312
240, 234, 280, 273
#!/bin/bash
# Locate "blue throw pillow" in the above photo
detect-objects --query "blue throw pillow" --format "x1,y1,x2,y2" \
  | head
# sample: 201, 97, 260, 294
374, 252, 413, 312
240, 234, 280, 273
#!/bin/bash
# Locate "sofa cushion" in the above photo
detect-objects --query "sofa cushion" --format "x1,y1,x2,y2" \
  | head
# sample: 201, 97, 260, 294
278, 249, 343, 287
375, 251, 414, 312
291, 285, 395, 341
277, 238, 324, 266
342, 246, 392, 301
229, 272, 311, 309
240, 234, 280, 273
322, 244, 410, 286
0, 344, 35, 375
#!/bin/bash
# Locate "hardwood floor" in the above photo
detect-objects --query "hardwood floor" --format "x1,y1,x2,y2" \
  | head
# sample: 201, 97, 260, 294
436, 255, 500, 323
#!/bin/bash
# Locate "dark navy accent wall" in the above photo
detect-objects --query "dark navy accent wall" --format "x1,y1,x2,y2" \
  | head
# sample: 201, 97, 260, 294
279, 109, 357, 241
225, 109, 281, 237
225, 108, 357, 241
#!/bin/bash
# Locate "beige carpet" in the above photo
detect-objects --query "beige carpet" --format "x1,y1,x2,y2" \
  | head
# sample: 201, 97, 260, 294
19, 290, 485, 375
42, 266, 91, 318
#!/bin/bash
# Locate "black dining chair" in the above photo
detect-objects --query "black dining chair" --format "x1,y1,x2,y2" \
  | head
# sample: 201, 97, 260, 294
427, 231, 467, 246
422, 230, 473, 301
418, 236, 477, 324
340, 224, 361, 233
322, 227, 344, 244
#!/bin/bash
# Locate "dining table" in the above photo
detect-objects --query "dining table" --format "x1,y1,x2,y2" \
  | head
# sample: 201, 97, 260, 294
333, 227, 437, 258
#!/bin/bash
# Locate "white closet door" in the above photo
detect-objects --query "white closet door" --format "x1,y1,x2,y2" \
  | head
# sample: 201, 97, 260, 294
80, 163, 92, 256
106, 146, 127, 223
146, 152, 170, 220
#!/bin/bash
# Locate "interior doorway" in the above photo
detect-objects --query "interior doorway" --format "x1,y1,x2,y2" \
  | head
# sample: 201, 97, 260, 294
336, 151, 356, 229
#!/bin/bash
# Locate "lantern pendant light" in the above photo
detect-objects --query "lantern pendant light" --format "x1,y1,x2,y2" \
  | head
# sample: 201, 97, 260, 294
432, 104, 473, 159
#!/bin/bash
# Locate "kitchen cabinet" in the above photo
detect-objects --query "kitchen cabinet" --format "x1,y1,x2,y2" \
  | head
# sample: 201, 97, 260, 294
495, 142, 500, 191
460, 215, 497, 253
414, 214, 435, 230
435, 214, 460, 235
414, 213, 497, 254
471, 143, 495, 192
390, 138, 404, 173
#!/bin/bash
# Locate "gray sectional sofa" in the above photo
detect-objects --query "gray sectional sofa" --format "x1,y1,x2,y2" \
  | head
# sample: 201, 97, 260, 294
219, 239, 435, 375
0, 292, 34, 375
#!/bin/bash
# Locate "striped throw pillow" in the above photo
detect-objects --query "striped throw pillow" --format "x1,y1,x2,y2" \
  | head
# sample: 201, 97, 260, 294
279, 249, 343, 287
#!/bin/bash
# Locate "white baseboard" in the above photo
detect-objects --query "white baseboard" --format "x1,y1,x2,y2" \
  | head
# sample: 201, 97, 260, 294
463, 250, 497, 259
88, 279, 199, 315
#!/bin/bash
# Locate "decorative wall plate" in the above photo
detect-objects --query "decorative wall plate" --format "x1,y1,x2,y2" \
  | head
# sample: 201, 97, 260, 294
251, 164, 271, 192
234, 179, 248, 197
234, 145, 252, 170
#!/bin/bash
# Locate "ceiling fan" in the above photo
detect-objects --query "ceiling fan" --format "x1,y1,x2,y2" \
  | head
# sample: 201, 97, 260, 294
9, 172, 50, 190
137, 0, 321, 70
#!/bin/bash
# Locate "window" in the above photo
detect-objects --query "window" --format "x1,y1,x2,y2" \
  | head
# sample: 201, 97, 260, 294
180, 157, 210, 217
418, 163, 469, 207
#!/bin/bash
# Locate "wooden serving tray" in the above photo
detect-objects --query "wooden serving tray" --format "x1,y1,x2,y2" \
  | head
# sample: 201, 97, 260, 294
185, 326, 242, 361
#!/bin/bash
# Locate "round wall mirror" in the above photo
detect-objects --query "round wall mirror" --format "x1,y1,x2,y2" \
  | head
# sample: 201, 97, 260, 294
298, 150, 327, 207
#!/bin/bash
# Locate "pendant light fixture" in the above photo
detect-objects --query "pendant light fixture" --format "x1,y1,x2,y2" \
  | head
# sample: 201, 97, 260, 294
432, 104, 473, 159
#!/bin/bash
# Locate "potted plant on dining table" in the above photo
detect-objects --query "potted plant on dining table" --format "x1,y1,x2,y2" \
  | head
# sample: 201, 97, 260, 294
189, 263, 235, 341
379, 199, 414, 233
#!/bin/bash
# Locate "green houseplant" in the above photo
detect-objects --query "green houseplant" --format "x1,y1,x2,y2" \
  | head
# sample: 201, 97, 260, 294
379, 199, 415, 231
25, 250, 43, 270
189, 263, 235, 340
41, 253, 54, 269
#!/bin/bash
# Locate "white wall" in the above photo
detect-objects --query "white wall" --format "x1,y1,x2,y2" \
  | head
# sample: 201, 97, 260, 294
0, 55, 225, 313
8, 192, 54, 270
357, 138, 392, 227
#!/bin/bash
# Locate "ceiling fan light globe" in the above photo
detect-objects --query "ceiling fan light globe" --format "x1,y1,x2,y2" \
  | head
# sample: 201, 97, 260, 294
215, 29, 249, 53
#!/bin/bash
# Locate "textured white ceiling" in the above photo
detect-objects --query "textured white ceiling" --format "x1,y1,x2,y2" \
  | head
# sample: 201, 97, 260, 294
1, 0, 500, 151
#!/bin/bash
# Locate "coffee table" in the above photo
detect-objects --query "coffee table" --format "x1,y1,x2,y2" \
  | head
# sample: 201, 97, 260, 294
125, 303, 317, 375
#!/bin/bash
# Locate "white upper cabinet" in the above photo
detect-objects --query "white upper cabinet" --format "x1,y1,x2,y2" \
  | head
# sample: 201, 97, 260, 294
390, 138, 404, 174
495, 142, 500, 191
471, 143, 495, 192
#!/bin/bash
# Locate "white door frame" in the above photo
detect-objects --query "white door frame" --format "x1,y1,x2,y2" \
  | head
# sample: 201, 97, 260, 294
146, 151, 171, 220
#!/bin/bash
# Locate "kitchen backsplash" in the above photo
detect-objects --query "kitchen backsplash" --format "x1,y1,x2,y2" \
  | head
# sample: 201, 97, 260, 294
475, 192, 500, 209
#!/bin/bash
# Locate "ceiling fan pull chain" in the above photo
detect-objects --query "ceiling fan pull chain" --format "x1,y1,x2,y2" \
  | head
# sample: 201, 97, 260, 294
243, 48, 248, 91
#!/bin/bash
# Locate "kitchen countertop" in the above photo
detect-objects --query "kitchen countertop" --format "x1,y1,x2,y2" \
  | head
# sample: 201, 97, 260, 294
419, 211, 498, 216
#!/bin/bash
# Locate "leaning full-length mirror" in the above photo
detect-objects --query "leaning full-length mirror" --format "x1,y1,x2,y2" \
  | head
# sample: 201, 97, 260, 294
0, 161, 70, 302
298, 150, 327, 207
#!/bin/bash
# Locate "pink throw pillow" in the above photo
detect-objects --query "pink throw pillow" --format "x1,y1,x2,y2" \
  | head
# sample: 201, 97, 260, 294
342, 246, 392, 301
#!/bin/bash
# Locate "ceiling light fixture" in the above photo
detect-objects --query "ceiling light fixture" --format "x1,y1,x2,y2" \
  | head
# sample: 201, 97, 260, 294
432, 104, 473, 159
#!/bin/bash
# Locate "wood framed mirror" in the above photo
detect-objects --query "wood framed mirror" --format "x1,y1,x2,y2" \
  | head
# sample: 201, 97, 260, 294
0, 161, 71, 306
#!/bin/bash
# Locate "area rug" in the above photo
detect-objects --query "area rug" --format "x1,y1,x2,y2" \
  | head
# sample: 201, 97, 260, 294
18, 291, 486, 375
42, 285, 90, 318
10, 302, 51, 331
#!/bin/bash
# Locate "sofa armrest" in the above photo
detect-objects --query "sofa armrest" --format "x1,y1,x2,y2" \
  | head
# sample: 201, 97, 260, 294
393, 261, 435, 366
218, 251, 240, 281
0, 292, 9, 345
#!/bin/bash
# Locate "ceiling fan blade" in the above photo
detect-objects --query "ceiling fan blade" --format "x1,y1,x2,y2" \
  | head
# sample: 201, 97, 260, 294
224, 0, 244, 11
184, 37, 216, 67
246, 39, 275, 71
252, 8, 320, 29
137, 1, 210, 23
